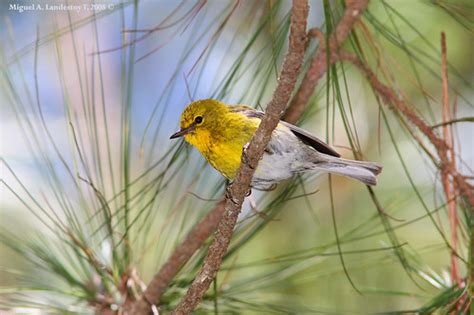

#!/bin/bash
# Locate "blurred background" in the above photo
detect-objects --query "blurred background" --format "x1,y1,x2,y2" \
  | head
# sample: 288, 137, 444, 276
1, 0, 473, 313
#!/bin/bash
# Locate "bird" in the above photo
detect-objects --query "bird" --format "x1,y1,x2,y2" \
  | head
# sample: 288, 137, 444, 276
170, 99, 382, 190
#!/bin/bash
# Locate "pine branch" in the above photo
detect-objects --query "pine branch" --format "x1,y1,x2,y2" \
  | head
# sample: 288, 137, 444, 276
283, 0, 369, 124
170, 0, 309, 313
130, 1, 370, 313
440, 32, 461, 288
342, 48, 474, 310
431, 117, 474, 128
131, 200, 226, 314
339, 52, 474, 209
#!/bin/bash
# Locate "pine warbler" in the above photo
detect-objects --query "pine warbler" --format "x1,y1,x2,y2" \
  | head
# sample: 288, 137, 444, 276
170, 99, 382, 189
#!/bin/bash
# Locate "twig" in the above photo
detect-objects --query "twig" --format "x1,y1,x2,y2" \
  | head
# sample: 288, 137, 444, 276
431, 117, 474, 129
305, 27, 324, 50
94, 1, 206, 56
131, 200, 226, 313
338, 48, 474, 306
440, 32, 461, 287
283, 0, 369, 124
171, 1, 308, 313
67, 230, 113, 276
339, 52, 474, 210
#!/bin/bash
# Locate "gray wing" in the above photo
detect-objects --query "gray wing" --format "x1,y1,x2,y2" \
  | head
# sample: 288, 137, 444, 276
280, 121, 341, 157
231, 105, 341, 158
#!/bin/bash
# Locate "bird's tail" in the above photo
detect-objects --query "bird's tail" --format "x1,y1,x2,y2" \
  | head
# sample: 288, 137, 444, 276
311, 156, 382, 186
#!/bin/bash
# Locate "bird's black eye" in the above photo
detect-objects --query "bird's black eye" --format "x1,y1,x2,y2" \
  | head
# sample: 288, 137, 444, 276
194, 116, 203, 124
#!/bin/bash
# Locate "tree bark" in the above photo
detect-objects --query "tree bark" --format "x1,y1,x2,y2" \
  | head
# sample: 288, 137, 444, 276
171, 0, 309, 313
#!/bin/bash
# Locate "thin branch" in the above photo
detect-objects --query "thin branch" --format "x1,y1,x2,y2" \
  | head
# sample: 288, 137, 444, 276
131, 200, 226, 313
431, 117, 474, 128
66, 229, 113, 276
93, 0, 205, 56
171, 1, 309, 313
283, 0, 369, 124
440, 32, 461, 287
339, 51, 474, 210
305, 27, 325, 50
132, 1, 367, 314
132, 1, 366, 312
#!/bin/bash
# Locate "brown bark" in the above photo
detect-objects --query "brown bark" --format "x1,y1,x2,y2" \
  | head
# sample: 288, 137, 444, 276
283, 0, 369, 124
131, 200, 226, 314
339, 46, 474, 311
171, 0, 309, 313
339, 51, 474, 211
440, 32, 460, 287
129, 1, 371, 314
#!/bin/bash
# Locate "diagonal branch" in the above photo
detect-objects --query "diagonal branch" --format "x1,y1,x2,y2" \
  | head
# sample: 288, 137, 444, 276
130, 2, 369, 313
131, 200, 226, 314
338, 51, 474, 210
339, 48, 474, 309
171, 0, 309, 313
283, 0, 369, 124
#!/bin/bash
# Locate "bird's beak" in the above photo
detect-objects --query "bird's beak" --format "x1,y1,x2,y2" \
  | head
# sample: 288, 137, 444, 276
170, 125, 195, 139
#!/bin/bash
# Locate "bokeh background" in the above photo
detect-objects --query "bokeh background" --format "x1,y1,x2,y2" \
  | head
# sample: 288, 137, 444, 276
1, 0, 473, 313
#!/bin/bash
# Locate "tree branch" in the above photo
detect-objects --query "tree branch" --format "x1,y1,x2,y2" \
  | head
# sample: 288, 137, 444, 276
338, 51, 474, 210
283, 0, 369, 124
131, 1, 365, 313
340, 48, 474, 309
171, 1, 309, 313
431, 117, 474, 129
131, 200, 226, 314
440, 32, 461, 288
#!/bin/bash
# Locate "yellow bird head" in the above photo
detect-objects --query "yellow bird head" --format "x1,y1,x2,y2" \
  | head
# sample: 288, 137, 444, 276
170, 99, 230, 151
